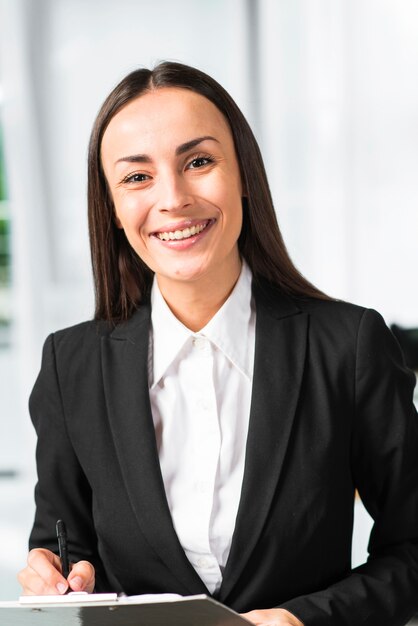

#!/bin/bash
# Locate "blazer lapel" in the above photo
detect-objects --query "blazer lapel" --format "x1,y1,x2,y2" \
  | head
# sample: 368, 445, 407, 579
219, 282, 308, 603
101, 304, 207, 595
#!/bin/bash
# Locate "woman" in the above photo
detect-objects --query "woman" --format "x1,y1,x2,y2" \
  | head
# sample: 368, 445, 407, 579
19, 62, 418, 626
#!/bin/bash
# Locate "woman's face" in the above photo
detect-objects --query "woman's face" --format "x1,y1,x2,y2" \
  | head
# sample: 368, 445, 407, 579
101, 87, 243, 294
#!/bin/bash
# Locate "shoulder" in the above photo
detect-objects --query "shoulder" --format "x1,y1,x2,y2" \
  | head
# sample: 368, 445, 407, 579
297, 297, 371, 332
254, 278, 371, 331
295, 297, 392, 349
49, 318, 114, 355
296, 296, 366, 319
290, 298, 409, 388
254, 279, 391, 353
33, 320, 114, 382
53, 318, 115, 342
45, 303, 151, 362
296, 297, 390, 338
291, 297, 406, 377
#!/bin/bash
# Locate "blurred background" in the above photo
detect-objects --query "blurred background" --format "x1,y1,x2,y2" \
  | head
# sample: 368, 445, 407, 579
0, 0, 417, 603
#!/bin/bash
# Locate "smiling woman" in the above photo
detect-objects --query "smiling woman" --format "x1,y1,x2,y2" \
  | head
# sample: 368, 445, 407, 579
87, 62, 327, 324
18, 62, 418, 626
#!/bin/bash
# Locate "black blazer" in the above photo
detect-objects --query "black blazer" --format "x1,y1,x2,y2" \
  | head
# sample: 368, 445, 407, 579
29, 281, 418, 626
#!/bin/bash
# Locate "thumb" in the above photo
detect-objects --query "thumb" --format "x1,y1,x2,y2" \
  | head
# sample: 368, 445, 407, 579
67, 560, 95, 593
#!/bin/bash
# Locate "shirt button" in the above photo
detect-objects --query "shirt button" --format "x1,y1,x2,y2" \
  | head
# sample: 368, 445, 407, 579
197, 557, 211, 569
192, 336, 208, 351
197, 398, 211, 411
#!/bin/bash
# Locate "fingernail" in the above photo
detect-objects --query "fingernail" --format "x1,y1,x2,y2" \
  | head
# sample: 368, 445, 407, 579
70, 576, 83, 590
56, 582, 67, 594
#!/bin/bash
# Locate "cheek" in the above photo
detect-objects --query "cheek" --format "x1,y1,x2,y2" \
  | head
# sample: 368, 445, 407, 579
225, 192, 244, 230
207, 179, 242, 219
114, 196, 148, 233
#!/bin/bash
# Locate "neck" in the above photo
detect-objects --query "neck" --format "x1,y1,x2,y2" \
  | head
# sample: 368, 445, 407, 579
156, 260, 242, 332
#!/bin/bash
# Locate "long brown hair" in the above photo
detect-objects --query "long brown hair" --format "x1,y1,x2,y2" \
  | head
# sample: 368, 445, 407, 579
88, 61, 329, 322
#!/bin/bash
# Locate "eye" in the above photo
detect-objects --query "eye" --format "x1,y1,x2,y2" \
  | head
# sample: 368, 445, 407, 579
187, 155, 214, 170
121, 172, 150, 184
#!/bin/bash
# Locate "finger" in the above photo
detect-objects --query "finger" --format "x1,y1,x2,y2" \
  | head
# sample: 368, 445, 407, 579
68, 560, 95, 593
241, 609, 303, 626
27, 549, 68, 594
27, 550, 68, 594
240, 610, 279, 625
18, 566, 57, 596
240, 611, 261, 625
19, 550, 68, 596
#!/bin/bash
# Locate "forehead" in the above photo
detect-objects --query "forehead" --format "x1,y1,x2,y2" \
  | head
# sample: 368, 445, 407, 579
101, 87, 233, 154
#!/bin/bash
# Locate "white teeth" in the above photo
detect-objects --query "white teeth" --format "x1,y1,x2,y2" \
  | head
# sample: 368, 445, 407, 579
156, 222, 209, 241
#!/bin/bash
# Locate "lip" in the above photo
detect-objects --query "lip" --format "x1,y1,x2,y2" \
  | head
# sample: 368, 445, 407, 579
150, 218, 216, 249
150, 218, 213, 236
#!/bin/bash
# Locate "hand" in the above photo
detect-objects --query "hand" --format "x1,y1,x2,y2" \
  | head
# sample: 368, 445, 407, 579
18, 548, 95, 595
241, 608, 304, 626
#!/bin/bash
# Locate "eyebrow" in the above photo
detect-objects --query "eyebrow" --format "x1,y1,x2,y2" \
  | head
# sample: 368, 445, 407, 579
175, 135, 219, 156
115, 135, 219, 164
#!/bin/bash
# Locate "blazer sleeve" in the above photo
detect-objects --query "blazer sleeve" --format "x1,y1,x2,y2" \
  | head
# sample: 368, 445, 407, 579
28, 333, 113, 591
280, 308, 418, 626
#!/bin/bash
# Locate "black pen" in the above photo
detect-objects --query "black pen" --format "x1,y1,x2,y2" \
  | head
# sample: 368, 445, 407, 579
56, 519, 70, 580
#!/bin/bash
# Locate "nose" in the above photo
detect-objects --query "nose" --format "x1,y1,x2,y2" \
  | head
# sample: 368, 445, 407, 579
155, 170, 192, 213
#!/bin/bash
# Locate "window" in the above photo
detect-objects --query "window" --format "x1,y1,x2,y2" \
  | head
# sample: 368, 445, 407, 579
0, 124, 11, 343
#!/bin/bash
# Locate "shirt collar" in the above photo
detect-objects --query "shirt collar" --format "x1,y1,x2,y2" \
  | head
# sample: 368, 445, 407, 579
200, 261, 253, 380
150, 261, 254, 388
149, 279, 192, 389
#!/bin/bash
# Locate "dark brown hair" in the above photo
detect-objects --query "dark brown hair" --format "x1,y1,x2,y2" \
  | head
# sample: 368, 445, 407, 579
88, 61, 329, 321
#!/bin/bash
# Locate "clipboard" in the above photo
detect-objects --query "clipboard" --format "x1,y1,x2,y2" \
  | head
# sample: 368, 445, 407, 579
0, 593, 251, 625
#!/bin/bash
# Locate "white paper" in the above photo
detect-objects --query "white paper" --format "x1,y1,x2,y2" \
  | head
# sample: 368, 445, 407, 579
118, 593, 200, 604
18, 592, 118, 604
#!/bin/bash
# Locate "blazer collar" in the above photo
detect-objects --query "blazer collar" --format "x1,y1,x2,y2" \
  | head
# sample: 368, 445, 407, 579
102, 301, 208, 595
218, 281, 308, 603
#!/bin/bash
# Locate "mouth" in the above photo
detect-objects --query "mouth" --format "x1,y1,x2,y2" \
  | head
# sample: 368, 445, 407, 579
151, 219, 215, 242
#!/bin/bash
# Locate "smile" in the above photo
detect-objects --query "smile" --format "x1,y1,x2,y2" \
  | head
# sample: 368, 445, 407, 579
154, 220, 213, 241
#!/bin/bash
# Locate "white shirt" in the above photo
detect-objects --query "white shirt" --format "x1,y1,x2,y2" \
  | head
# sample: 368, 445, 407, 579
148, 262, 256, 594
